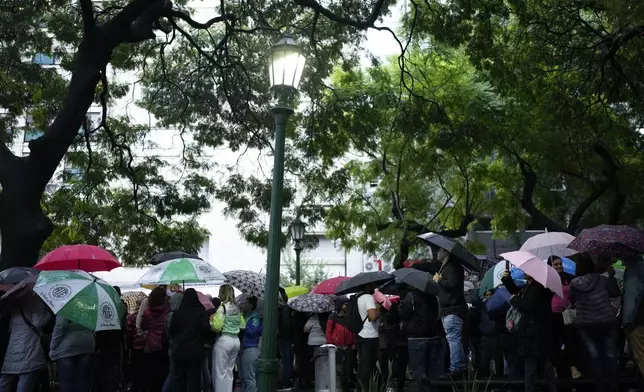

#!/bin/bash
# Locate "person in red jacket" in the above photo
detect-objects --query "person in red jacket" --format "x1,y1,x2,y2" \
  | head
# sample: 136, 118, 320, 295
326, 297, 356, 391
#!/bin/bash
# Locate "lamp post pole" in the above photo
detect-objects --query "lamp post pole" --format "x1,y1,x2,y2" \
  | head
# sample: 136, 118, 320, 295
257, 105, 292, 392
294, 239, 303, 285
257, 32, 306, 392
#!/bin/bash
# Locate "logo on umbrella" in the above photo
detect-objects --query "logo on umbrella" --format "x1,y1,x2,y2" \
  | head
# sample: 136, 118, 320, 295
496, 269, 505, 280
101, 303, 114, 321
49, 285, 72, 300
197, 264, 213, 274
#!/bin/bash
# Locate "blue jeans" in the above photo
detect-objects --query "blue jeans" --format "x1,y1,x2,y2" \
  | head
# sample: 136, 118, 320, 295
278, 340, 293, 385
239, 347, 259, 392
408, 337, 446, 392
0, 371, 40, 392
441, 314, 466, 373
57, 354, 94, 392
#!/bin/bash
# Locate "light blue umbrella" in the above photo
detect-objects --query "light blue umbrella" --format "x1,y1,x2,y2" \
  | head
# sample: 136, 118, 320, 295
560, 257, 576, 276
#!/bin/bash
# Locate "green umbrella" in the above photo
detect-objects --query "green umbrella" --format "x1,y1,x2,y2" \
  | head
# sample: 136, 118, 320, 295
137, 257, 226, 286
34, 270, 125, 331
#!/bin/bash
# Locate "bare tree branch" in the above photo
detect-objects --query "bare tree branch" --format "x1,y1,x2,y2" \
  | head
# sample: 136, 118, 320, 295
167, 9, 232, 29
294, 0, 388, 29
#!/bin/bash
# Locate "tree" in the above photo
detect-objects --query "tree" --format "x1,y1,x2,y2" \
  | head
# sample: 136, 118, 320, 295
279, 255, 328, 290
0, 0, 397, 269
410, 0, 644, 232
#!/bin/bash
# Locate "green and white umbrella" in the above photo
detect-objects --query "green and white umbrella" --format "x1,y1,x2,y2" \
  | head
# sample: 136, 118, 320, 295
137, 258, 226, 286
34, 270, 125, 331
478, 260, 526, 296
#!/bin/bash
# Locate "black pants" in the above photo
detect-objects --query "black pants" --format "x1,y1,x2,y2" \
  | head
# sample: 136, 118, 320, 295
578, 325, 620, 392
172, 359, 203, 392
143, 350, 169, 392
337, 347, 357, 391
479, 336, 504, 379
379, 344, 408, 392
524, 353, 556, 392
96, 349, 121, 392
129, 350, 144, 392
357, 337, 379, 391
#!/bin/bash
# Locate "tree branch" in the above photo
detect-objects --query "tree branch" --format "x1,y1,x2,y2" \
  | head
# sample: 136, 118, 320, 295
167, 9, 232, 29
0, 143, 18, 185
294, 0, 388, 29
79, 0, 96, 35
517, 160, 567, 233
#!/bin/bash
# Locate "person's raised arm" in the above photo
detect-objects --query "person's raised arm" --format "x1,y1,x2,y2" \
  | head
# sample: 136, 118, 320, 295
501, 270, 520, 295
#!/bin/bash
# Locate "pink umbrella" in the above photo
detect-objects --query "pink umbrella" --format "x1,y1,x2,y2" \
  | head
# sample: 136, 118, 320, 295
500, 251, 564, 298
196, 291, 214, 310
311, 276, 350, 295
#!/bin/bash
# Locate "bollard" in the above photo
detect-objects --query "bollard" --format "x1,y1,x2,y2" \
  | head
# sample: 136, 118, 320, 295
321, 344, 337, 392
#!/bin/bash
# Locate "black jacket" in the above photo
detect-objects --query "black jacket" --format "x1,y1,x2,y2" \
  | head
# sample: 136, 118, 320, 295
168, 290, 211, 361
570, 274, 620, 326
437, 260, 467, 318
399, 291, 440, 338
502, 276, 553, 342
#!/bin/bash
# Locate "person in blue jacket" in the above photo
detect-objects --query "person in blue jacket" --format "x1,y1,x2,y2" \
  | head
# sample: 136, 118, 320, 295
239, 296, 263, 392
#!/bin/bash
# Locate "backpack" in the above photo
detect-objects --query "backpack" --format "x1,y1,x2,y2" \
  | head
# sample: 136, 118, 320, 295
344, 293, 368, 334
505, 306, 522, 333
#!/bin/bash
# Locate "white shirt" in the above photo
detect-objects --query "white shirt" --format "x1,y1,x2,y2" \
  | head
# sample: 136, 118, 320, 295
358, 294, 379, 339
303, 315, 327, 346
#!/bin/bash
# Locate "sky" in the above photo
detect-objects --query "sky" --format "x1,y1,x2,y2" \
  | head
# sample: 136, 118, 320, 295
94, 2, 403, 287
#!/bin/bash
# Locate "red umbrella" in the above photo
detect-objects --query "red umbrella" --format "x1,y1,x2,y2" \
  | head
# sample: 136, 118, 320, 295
311, 276, 350, 295
35, 245, 121, 272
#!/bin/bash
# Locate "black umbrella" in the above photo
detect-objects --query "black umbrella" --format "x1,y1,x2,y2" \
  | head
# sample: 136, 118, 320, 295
417, 232, 481, 272
149, 251, 202, 266
334, 271, 394, 295
0, 267, 39, 285
392, 268, 439, 296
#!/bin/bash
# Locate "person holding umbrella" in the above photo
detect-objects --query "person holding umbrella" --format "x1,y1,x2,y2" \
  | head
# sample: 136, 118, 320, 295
501, 255, 557, 392
433, 248, 468, 377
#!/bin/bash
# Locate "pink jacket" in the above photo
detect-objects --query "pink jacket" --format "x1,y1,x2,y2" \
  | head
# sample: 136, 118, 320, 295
551, 283, 570, 313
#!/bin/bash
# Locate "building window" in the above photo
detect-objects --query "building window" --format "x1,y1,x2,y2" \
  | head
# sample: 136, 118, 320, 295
63, 161, 83, 182
33, 53, 57, 65
23, 128, 44, 142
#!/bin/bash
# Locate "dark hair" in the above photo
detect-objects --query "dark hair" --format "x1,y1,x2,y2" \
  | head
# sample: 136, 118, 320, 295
319, 312, 330, 332
547, 256, 561, 266
247, 296, 258, 312
182, 288, 200, 307
148, 287, 167, 307
211, 297, 221, 311
576, 253, 595, 276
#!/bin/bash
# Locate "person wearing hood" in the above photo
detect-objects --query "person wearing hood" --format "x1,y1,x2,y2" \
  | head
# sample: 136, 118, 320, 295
569, 254, 621, 392
239, 297, 262, 392
399, 286, 442, 392
326, 296, 356, 392
168, 288, 210, 392
141, 287, 170, 392
161, 290, 184, 392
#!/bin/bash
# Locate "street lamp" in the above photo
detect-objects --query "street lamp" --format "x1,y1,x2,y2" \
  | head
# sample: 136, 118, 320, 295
257, 32, 306, 392
290, 217, 306, 285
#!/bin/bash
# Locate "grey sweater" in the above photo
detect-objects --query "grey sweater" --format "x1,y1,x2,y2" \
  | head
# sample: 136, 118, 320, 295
49, 317, 95, 361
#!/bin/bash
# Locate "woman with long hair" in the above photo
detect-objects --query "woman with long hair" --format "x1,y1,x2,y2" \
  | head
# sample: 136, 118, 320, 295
547, 255, 579, 380
211, 285, 245, 392
141, 287, 170, 392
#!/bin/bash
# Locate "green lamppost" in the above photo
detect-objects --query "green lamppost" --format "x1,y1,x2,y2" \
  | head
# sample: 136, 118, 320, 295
257, 32, 306, 392
290, 217, 306, 285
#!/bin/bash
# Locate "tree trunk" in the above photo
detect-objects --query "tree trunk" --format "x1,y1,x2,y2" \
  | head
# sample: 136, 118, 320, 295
0, 187, 53, 269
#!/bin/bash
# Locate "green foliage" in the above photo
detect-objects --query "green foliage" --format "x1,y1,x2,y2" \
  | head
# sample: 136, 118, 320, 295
279, 255, 329, 290
0, 0, 397, 267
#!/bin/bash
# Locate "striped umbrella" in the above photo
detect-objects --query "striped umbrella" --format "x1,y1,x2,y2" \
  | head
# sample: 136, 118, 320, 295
34, 270, 125, 331
137, 258, 226, 286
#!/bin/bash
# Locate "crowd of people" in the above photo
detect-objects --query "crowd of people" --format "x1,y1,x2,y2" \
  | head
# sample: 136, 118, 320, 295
1, 251, 644, 392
